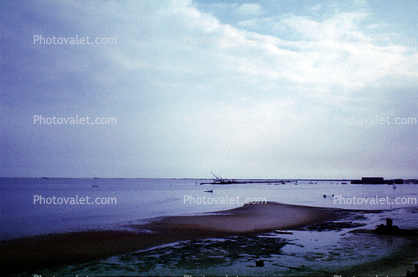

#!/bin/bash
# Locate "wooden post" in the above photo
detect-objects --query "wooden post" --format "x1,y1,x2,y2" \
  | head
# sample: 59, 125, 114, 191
386, 218, 393, 228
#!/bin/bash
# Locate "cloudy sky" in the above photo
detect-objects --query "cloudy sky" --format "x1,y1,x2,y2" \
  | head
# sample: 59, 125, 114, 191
1, 0, 417, 179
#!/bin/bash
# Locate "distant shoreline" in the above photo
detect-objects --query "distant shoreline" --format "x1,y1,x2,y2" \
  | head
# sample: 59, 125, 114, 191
2, 176, 416, 181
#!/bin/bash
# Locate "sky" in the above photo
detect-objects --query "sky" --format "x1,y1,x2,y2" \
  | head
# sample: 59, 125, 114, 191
1, 0, 417, 179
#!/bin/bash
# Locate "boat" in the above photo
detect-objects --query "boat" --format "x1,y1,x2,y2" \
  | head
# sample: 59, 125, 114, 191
204, 189, 213, 193
274, 230, 293, 235
92, 178, 98, 187
200, 172, 238, 185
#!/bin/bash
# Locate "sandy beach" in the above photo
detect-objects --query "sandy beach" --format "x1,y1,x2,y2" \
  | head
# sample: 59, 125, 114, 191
2, 201, 417, 275
1, 202, 337, 274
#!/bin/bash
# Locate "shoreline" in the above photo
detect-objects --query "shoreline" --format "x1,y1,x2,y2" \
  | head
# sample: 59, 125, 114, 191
1, 202, 337, 274
1, 202, 416, 275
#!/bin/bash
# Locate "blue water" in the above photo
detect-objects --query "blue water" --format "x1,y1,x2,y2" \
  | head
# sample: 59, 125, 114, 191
1, 178, 417, 276
1, 178, 417, 240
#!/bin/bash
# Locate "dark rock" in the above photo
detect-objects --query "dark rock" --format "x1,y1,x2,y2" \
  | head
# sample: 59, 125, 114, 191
406, 262, 418, 277
373, 218, 400, 235
373, 218, 418, 237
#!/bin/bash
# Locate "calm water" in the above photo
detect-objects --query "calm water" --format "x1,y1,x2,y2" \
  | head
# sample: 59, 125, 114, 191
1, 178, 417, 276
1, 178, 417, 240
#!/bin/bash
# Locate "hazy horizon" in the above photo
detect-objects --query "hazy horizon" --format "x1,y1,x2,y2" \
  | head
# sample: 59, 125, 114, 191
1, 176, 416, 180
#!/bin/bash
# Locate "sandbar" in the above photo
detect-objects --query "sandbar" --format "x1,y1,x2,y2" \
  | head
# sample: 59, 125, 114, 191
142, 202, 337, 233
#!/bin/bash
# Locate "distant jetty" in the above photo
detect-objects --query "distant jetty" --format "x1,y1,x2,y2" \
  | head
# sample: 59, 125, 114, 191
200, 173, 292, 185
199, 174, 418, 185
199, 172, 239, 185
351, 177, 417, 185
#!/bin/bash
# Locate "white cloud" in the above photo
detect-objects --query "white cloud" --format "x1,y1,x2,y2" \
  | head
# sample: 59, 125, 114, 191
2, 0, 417, 178
233, 3, 263, 17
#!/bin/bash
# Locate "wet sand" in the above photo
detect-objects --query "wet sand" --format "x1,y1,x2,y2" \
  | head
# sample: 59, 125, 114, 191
341, 237, 418, 276
142, 202, 336, 233
5, 202, 416, 276
1, 202, 336, 273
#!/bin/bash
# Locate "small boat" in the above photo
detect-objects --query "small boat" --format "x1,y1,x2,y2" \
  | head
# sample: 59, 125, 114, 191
274, 230, 293, 235
204, 189, 213, 193
202, 172, 238, 185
